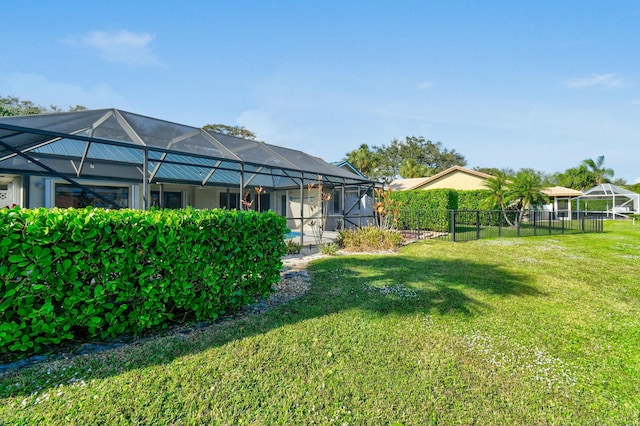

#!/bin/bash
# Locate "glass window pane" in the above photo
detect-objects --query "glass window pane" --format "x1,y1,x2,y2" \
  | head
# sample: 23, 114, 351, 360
55, 184, 129, 208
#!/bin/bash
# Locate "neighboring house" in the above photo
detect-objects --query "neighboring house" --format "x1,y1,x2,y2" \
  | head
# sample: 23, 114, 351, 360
540, 186, 583, 219
389, 166, 493, 191
389, 166, 582, 218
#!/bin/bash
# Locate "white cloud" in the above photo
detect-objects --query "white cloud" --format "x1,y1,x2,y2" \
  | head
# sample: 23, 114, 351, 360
0, 73, 128, 109
417, 80, 433, 90
565, 73, 623, 89
63, 30, 160, 66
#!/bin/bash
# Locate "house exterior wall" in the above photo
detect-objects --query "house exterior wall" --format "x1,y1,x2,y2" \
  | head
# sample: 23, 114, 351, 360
5, 174, 373, 230
417, 171, 489, 190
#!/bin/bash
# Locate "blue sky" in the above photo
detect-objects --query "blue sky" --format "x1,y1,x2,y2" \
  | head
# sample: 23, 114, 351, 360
2, 1, 639, 182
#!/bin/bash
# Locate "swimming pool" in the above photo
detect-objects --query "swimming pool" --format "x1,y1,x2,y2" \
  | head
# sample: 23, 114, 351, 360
285, 231, 301, 239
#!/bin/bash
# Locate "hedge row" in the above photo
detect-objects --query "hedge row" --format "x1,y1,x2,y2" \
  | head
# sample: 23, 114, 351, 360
387, 189, 509, 230
389, 189, 456, 231
0, 207, 287, 353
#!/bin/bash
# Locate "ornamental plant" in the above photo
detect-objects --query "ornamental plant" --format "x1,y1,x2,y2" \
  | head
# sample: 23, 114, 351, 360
307, 176, 332, 245
372, 188, 400, 230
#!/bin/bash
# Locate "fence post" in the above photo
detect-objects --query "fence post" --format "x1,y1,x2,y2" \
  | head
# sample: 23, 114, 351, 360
581, 214, 586, 233
498, 211, 502, 238
450, 210, 456, 242
517, 215, 521, 237
476, 210, 481, 240
417, 211, 421, 240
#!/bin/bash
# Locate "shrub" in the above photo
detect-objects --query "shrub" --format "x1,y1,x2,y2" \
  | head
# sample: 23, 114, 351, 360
0, 206, 287, 354
337, 227, 404, 252
285, 239, 302, 254
319, 242, 339, 255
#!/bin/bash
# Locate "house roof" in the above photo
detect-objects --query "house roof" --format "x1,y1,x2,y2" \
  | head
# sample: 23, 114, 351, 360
389, 166, 495, 191
389, 177, 431, 191
541, 186, 583, 197
389, 166, 582, 198
581, 183, 639, 197
332, 160, 368, 179
0, 108, 373, 189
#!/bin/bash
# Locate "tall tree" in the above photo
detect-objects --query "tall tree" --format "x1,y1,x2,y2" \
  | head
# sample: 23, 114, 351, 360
0, 95, 87, 116
582, 155, 614, 186
474, 167, 516, 177
203, 124, 257, 140
399, 158, 430, 178
345, 136, 466, 183
552, 164, 592, 191
344, 143, 379, 178
507, 169, 549, 223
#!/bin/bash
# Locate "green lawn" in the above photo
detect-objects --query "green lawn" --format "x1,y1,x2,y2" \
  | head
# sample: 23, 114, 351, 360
1, 221, 639, 424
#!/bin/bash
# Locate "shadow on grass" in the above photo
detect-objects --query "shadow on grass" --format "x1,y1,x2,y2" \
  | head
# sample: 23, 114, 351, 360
0, 254, 542, 396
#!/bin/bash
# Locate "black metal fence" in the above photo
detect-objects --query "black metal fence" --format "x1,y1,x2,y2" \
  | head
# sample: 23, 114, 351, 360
396, 210, 604, 242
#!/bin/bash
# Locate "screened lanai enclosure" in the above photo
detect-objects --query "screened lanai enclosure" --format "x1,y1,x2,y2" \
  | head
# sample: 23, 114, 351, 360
0, 109, 377, 244
576, 183, 640, 219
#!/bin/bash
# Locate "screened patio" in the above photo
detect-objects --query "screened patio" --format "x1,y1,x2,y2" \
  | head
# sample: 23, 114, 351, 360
576, 183, 640, 219
0, 109, 377, 243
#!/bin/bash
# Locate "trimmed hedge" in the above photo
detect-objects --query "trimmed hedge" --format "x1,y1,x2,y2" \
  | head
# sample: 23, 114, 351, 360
389, 189, 456, 232
456, 190, 492, 210
388, 189, 458, 211
0, 207, 287, 353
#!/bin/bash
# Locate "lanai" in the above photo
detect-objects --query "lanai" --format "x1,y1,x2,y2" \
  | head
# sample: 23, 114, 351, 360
577, 183, 640, 219
0, 108, 377, 242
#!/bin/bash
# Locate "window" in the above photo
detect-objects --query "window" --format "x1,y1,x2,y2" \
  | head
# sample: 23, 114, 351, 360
55, 184, 129, 208
332, 190, 341, 213
256, 193, 270, 212
220, 192, 240, 209
151, 191, 183, 209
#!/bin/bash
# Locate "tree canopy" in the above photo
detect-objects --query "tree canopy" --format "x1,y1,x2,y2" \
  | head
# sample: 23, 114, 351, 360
344, 136, 466, 183
344, 144, 379, 178
483, 168, 549, 224
0, 95, 87, 116
550, 155, 615, 190
202, 124, 257, 140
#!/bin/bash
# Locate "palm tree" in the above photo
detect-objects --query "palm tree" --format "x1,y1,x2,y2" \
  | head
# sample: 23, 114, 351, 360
482, 171, 514, 226
508, 170, 549, 224
582, 155, 614, 186
556, 164, 592, 191
345, 144, 379, 178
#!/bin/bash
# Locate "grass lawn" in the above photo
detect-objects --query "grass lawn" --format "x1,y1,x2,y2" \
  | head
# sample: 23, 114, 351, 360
1, 220, 639, 424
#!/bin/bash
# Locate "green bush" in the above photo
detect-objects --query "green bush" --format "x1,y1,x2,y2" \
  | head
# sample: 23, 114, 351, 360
285, 239, 302, 254
337, 227, 404, 252
319, 242, 339, 255
457, 190, 491, 210
389, 189, 457, 232
389, 189, 457, 211
0, 206, 287, 353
